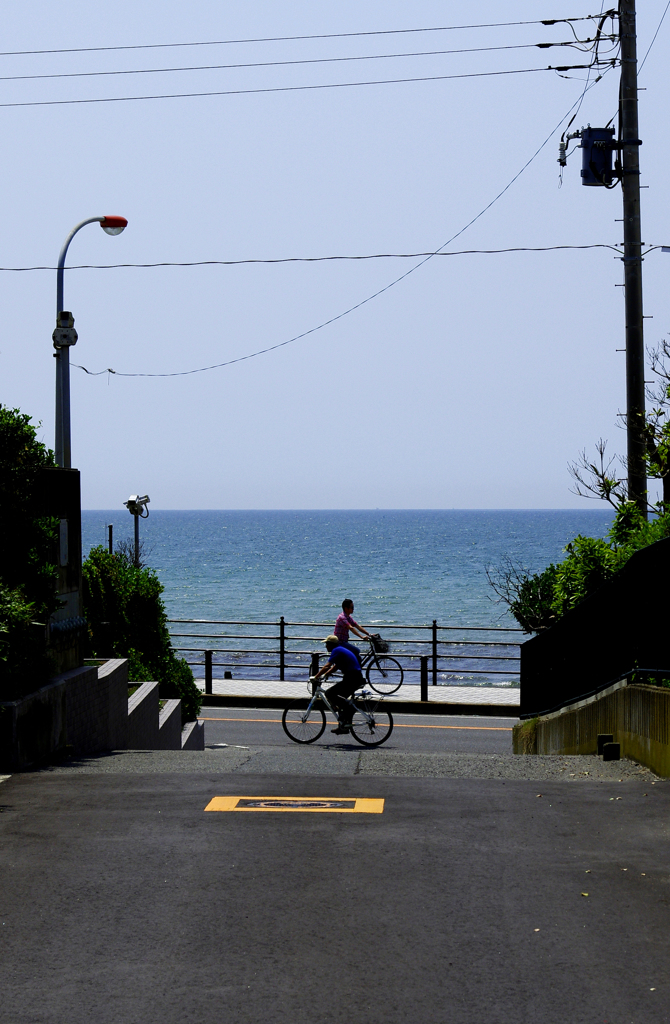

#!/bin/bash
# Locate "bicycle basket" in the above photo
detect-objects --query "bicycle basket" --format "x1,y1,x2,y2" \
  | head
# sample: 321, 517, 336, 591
371, 633, 389, 653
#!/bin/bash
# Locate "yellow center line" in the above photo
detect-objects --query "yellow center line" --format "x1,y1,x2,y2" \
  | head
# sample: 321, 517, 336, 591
198, 716, 512, 731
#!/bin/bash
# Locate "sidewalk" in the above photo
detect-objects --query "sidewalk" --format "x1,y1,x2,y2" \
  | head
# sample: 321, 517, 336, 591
195, 678, 520, 714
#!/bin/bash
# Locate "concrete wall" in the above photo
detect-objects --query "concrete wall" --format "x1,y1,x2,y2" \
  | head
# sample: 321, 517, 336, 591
0, 678, 67, 771
0, 659, 130, 770
99, 659, 129, 750
513, 682, 670, 776
181, 720, 205, 750
65, 660, 128, 755
1, 660, 203, 767
520, 537, 670, 718
127, 682, 160, 750
157, 699, 182, 750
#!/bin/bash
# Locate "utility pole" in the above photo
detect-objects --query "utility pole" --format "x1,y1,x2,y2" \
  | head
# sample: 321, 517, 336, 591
619, 0, 646, 514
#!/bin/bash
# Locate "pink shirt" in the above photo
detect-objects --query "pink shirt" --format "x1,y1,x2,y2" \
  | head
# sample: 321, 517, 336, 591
334, 612, 358, 642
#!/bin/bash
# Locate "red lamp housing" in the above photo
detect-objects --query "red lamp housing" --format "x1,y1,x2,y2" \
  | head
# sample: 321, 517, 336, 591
100, 215, 128, 236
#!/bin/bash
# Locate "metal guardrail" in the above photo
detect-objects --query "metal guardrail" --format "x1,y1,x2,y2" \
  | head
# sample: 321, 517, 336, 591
167, 618, 522, 695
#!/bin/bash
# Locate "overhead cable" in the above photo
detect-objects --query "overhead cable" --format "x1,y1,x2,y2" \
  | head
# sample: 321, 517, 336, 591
0, 245, 622, 273
639, 0, 670, 73
72, 66, 616, 380
0, 64, 601, 109
0, 15, 616, 57
0, 41, 603, 83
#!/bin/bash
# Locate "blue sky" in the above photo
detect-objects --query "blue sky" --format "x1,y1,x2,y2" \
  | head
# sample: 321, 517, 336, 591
3, 1, 669, 509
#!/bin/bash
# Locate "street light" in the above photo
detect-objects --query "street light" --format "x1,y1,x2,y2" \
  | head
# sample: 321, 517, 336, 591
53, 215, 128, 468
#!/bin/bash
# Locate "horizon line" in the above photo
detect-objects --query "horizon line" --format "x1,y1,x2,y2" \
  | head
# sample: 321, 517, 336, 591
81, 506, 615, 513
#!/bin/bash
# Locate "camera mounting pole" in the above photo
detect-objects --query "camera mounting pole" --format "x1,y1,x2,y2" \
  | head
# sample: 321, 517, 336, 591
124, 494, 150, 567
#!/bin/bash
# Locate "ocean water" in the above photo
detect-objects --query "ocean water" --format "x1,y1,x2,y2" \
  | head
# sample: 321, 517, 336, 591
81, 509, 614, 685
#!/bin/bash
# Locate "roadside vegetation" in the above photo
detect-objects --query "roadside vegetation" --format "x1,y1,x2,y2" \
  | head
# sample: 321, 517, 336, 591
489, 340, 670, 633
0, 406, 58, 701
82, 546, 201, 722
488, 503, 670, 633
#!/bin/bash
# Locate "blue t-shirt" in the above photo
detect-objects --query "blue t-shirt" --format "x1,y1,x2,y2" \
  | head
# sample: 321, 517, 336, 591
328, 646, 361, 675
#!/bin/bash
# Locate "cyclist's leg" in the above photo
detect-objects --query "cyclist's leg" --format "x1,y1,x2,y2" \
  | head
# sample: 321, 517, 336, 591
325, 671, 364, 724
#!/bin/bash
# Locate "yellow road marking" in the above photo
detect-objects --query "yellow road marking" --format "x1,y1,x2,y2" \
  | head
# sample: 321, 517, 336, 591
205, 796, 384, 813
198, 716, 512, 731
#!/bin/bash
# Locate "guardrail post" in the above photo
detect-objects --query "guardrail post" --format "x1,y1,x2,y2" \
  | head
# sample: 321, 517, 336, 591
205, 649, 212, 695
279, 617, 285, 681
310, 652, 320, 677
420, 656, 428, 702
432, 620, 438, 685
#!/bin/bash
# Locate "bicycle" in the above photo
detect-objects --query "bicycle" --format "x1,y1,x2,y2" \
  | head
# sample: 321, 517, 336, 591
354, 635, 404, 695
282, 683, 394, 747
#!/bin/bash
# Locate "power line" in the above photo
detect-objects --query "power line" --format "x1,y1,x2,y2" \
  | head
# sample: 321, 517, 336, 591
0, 15, 615, 57
639, 0, 670, 72
0, 64, 599, 109
0, 41, 597, 83
72, 64, 616, 381
0, 245, 622, 273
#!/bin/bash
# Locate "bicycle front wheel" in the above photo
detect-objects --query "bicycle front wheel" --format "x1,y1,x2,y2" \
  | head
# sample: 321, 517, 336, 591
350, 701, 394, 747
282, 702, 326, 744
366, 656, 403, 695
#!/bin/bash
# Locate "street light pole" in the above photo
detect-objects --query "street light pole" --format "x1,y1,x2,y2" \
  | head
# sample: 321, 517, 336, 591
53, 215, 128, 468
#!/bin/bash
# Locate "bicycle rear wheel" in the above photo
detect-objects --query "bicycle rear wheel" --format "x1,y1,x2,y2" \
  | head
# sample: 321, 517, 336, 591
366, 656, 403, 695
282, 702, 326, 744
350, 701, 394, 747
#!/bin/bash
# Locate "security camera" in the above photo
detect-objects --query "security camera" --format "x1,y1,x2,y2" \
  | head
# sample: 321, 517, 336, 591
124, 494, 150, 517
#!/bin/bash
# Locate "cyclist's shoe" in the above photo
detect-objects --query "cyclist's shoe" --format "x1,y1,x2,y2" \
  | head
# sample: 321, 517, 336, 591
331, 724, 351, 735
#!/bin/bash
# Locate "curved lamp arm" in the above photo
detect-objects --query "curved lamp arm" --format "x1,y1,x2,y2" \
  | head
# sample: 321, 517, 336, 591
56, 215, 128, 313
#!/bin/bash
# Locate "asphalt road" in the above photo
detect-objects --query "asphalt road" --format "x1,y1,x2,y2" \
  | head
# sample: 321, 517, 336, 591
1, 770, 668, 1024
199, 706, 518, 754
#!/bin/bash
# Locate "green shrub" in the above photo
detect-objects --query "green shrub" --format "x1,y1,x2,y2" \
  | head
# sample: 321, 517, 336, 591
0, 586, 55, 701
608, 500, 670, 553
491, 504, 670, 633
508, 564, 559, 634
0, 406, 58, 612
82, 546, 201, 722
0, 406, 58, 701
550, 535, 623, 619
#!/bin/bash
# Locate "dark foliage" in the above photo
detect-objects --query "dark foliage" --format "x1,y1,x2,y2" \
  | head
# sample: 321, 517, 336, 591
0, 406, 58, 613
487, 558, 559, 633
0, 407, 58, 700
82, 546, 201, 721
488, 504, 670, 634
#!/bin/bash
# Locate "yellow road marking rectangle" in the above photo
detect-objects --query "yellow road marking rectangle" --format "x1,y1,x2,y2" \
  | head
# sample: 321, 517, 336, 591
204, 796, 384, 813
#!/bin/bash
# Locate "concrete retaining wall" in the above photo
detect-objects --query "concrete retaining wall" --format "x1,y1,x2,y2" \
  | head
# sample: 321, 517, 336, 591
1, 660, 204, 767
0, 679, 67, 771
513, 682, 670, 776
158, 699, 182, 750
519, 537, 670, 718
181, 719, 205, 750
127, 682, 160, 750
65, 661, 129, 755
99, 659, 129, 750
0, 659, 130, 770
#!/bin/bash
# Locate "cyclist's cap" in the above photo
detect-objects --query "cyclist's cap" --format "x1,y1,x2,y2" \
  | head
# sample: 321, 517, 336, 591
323, 634, 340, 648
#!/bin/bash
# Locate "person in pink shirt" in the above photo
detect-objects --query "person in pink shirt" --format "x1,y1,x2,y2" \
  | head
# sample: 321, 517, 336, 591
333, 599, 371, 666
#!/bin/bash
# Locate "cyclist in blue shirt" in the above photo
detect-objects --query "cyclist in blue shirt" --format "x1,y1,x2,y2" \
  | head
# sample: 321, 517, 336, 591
311, 634, 365, 735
